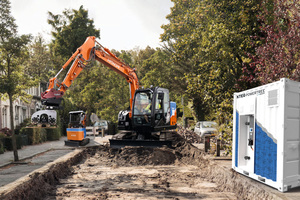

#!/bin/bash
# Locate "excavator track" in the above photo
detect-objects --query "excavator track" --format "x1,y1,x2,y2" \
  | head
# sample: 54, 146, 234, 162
65, 138, 90, 147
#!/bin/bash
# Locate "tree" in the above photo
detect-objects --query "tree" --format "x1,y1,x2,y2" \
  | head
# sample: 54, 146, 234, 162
129, 46, 156, 79
161, 0, 262, 121
47, 5, 100, 123
0, 0, 16, 42
0, 0, 33, 161
26, 35, 53, 82
253, 0, 300, 84
48, 5, 100, 69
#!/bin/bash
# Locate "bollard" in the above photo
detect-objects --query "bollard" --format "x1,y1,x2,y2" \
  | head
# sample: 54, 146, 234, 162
204, 136, 210, 152
93, 127, 96, 139
216, 139, 221, 156
102, 129, 105, 137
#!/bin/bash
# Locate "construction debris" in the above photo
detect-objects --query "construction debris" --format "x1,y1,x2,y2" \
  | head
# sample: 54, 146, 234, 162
176, 125, 201, 143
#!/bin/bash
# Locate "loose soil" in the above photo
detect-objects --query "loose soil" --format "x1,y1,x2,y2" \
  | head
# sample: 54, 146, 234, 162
1, 134, 281, 200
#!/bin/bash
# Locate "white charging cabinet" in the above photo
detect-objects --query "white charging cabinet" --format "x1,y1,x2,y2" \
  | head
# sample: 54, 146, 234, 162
232, 78, 300, 192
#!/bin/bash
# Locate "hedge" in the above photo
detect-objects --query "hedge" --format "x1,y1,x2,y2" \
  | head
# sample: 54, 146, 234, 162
45, 127, 61, 141
20, 127, 46, 145
0, 125, 62, 154
20, 126, 61, 145
0, 139, 4, 154
2, 135, 23, 151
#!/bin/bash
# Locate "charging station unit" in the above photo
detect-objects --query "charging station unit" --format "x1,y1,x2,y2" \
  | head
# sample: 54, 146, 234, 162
233, 78, 300, 192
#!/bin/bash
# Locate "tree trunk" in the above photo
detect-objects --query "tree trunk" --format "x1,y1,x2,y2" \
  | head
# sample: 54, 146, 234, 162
9, 93, 18, 161
0, 97, 2, 129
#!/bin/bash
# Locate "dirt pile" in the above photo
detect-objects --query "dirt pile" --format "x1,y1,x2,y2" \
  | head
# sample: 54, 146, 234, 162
176, 125, 201, 143
92, 132, 205, 168
110, 147, 177, 166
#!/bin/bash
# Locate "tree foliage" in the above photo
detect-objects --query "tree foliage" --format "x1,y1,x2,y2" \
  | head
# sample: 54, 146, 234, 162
253, 0, 300, 84
48, 5, 100, 69
161, 0, 263, 121
0, 35, 34, 99
26, 35, 53, 82
0, 0, 16, 42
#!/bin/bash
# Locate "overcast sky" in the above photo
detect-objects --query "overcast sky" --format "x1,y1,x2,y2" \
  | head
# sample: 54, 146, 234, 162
10, 0, 173, 51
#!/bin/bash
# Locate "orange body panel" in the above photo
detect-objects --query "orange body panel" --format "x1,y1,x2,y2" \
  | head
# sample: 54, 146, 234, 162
67, 128, 85, 141
170, 109, 177, 126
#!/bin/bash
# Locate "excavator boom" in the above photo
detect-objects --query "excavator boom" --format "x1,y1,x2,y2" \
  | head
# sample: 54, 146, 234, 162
41, 36, 139, 111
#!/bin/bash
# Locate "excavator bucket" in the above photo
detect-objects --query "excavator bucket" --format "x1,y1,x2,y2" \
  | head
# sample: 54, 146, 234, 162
41, 98, 63, 108
41, 88, 64, 108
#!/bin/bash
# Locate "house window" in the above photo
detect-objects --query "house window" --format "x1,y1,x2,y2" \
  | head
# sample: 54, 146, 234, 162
2, 107, 7, 128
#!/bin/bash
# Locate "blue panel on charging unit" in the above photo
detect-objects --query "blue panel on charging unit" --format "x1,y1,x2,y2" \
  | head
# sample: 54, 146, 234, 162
254, 123, 277, 181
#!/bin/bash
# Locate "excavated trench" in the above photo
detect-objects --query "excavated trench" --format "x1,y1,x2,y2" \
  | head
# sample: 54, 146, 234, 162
1, 134, 280, 200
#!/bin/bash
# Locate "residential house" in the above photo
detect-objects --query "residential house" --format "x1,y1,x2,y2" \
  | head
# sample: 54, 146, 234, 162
0, 83, 46, 129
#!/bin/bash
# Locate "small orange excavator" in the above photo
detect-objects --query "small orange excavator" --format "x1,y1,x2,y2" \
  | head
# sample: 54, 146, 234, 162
65, 111, 89, 146
39, 36, 177, 147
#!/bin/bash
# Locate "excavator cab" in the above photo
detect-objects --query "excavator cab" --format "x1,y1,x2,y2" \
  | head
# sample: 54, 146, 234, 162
111, 87, 177, 148
131, 87, 177, 139
68, 111, 86, 128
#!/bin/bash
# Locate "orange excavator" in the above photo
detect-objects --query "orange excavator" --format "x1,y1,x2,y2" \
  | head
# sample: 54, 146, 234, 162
40, 36, 177, 147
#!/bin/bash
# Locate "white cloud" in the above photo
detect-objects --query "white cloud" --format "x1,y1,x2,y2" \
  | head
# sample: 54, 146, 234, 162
10, 0, 173, 50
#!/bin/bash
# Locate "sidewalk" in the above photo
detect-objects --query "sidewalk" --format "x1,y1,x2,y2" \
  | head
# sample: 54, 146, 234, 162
0, 135, 111, 168
0, 137, 72, 168
0, 135, 111, 187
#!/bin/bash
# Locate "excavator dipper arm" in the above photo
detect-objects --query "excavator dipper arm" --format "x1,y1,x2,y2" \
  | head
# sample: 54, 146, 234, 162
41, 36, 139, 111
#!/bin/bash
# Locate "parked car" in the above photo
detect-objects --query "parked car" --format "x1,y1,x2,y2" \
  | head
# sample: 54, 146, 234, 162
94, 120, 109, 133
86, 120, 109, 135
194, 121, 217, 139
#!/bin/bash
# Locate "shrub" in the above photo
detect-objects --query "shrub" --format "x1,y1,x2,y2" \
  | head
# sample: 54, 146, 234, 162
45, 127, 61, 141
40, 128, 47, 143
20, 127, 43, 145
2, 135, 22, 151
0, 141, 4, 154
0, 133, 5, 154
20, 126, 61, 144
15, 118, 31, 135
0, 127, 12, 137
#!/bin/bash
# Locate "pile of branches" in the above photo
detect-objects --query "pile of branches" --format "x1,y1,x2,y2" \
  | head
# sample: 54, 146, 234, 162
176, 125, 201, 144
